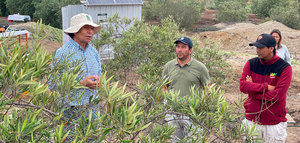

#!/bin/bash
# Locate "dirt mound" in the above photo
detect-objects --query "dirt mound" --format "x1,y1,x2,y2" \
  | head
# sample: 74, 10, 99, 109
215, 22, 256, 30
9, 22, 37, 31
8, 22, 61, 54
198, 21, 300, 61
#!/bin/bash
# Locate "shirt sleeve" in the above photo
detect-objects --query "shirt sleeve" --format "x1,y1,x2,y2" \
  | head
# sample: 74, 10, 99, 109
239, 61, 268, 94
162, 63, 168, 77
162, 64, 170, 87
255, 66, 292, 101
94, 48, 102, 76
285, 46, 291, 65
199, 65, 210, 87
54, 48, 63, 63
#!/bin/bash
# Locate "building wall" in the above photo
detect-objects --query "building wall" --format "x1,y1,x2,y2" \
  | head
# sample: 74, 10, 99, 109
62, 4, 142, 45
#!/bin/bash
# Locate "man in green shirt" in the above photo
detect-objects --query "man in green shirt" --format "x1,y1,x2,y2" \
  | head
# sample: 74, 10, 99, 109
163, 36, 210, 142
163, 36, 210, 96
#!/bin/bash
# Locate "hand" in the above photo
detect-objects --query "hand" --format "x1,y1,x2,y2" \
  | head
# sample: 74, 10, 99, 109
162, 86, 167, 91
268, 85, 275, 91
246, 75, 253, 82
80, 76, 100, 89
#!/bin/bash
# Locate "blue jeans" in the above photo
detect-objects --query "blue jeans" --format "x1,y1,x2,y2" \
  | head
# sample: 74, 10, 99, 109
63, 104, 99, 141
165, 114, 203, 142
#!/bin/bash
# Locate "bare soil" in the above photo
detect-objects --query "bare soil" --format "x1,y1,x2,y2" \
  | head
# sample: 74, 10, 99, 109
1, 10, 299, 142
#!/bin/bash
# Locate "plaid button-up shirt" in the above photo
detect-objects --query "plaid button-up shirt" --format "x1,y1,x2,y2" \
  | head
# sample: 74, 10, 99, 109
54, 39, 102, 106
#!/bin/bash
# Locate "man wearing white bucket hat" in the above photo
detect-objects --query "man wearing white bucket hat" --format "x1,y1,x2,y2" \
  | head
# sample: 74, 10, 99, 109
53, 13, 102, 131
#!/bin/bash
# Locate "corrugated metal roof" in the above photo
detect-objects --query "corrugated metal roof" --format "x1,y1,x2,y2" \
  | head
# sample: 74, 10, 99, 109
86, 0, 143, 5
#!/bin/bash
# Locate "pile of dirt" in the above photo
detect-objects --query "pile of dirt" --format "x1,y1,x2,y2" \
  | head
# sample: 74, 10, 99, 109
198, 21, 300, 61
8, 22, 37, 31
8, 22, 61, 53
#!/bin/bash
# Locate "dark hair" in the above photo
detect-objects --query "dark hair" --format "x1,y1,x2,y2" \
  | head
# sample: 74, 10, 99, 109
68, 33, 75, 39
270, 29, 282, 47
270, 29, 282, 55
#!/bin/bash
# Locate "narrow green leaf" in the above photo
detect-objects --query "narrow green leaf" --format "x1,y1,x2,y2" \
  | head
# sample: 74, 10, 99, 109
99, 128, 112, 142
190, 106, 197, 116
121, 140, 134, 142
21, 118, 28, 133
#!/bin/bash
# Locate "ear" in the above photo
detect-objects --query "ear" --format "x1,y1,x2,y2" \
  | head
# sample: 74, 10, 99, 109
269, 47, 275, 55
189, 48, 193, 55
270, 47, 275, 52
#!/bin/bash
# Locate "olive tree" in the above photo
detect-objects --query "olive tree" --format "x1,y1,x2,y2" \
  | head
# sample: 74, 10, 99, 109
0, 20, 259, 142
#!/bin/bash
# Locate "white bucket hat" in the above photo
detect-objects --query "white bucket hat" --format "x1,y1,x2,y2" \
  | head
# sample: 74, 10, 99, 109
64, 13, 101, 34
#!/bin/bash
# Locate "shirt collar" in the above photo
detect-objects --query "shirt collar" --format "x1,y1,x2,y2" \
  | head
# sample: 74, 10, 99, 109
260, 55, 280, 65
69, 38, 90, 51
175, 58, 193, 67
186, 58, 193, 66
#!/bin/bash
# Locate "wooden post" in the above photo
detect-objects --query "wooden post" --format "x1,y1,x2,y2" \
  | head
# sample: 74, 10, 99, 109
25, 34, 28, 49
18, 35, 21, 46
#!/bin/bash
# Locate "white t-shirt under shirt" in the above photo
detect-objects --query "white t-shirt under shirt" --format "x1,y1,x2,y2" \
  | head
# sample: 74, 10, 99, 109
276, 44, 291, 65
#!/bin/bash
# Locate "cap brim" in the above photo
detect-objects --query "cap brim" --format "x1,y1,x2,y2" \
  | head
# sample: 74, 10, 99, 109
64, 22, 101, 34
249, 42, 266, 48
174, 40, 188, 45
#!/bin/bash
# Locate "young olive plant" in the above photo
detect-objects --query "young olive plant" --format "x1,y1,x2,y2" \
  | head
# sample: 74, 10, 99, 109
0, 20, 86, 142
95, 14, 180, 85
0, 19, 259, 142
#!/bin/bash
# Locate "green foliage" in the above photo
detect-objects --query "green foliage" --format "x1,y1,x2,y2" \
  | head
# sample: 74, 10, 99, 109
30, 20, 63, 46
192, 26, 221, 32
92, 14, 136, 50
240, 123, 263, 142
0, 109, 50, 142
202, 0, 217, 10
5, 0, 40, 17
135, 78, 259, 142
99, 15, 180, 83
0, 23, 62, 142
99, 15, 232, 86
53, 124, 70, 142
250, 0, 289, 18
291, 58, 300, 65
140, 124, 174, 142
163, 84, 257, 142
0, 33, 49, 100
143, 0, 205, 29
0, 21, 82, 142
250, 0, 299, 29
269, 0, 300, 30
47, 26, 63, 46
34, 0, 80, 28
216, 0, 247, 22
0, 0, 8, 16
194, 40, 232, 85
3, 0, 79, 28
88, 73, 152, 142
0, 19, 257, 142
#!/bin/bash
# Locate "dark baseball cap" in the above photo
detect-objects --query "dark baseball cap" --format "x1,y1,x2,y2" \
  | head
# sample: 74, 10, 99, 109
249, 34, 276, 48
174, 37, 193, 48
